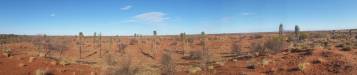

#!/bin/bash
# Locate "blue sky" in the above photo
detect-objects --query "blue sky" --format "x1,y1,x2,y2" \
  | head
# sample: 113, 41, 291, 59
0, 0, 357, 35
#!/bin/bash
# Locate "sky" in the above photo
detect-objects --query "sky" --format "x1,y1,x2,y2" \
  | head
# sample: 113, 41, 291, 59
0, 0, 357, 36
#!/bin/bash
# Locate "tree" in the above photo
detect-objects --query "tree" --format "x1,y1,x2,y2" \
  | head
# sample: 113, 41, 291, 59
200, 31, 209, 71
331, 30, 336, 39
153, 30, 158, 57
279, 24, 284, 36
93, 32, 97, 44
153, 30, 157, 36
78, 32, 84, 59
180, 33, 187, 55
99, 32, 102, 58
161, 49, 175, 75
295, 25, 300, 41
349, 30, 352, 40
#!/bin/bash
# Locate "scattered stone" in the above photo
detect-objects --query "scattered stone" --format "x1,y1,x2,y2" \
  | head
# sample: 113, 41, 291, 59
38, 53, 46, 57
189, 66, 202, 74
215, 61, 225, 67
35, 69, 50, 75
261, 59, 271, 66
29, 57, 35, 63
50, 61, 57, 65
246, 64, 256, 69
60, 60, 70, 66
18, 63, 26, 67
298, 62, 310, 71
73, 72, 76, 75
59, 69, 67, 72
208, 65, 214, 70
3, 53, 10, 57
233, 59, 238, 62
90, 72, 96, 75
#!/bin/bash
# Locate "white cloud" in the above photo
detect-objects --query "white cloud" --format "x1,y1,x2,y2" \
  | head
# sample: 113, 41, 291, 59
241, 12, 254, 16
50, 13, 56, 17
133, 12, 169, 23
120, 5, 132, 10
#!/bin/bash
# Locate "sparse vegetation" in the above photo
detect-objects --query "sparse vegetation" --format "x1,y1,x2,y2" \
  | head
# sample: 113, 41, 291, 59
78, 32, 84, 59
35, 69, 51, 75
0, 25, 357, 75
161, 49, 175, 75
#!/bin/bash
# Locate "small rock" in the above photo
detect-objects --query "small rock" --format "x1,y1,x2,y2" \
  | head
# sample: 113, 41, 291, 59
3, 53, 10, 57
208, 65, 214, 70
215, 61, 225, 66
59, 69, 67, 72
90, 72, 96, 75
189, 67, 202, 74
38, 53, 46, 57
60, 60, 70, 66
262, 59, 270, 66
50, 61, 57, 65
29, 57, 35, 63
18, 63, 26, 67
233, 59, 238, 62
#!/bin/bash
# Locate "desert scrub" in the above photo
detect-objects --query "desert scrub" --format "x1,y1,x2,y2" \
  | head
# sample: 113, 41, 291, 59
279, 23, 284, 36
299, 32, 309, 41
2, 48, 12, 57
35, 69, 51, 75
298, 62, 310, 71
182, 51, 202, 60
161, 49, 175, 75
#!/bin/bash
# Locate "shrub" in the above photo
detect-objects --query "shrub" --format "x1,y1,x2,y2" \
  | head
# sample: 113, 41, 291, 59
231, 41, 241, 53
298, 63, 310, 71
35, 69, 51, 75
2, 48, 12, 57
129, 39, 138, 45
251, 42, 266, 56
182, 51, 202, 60
106, 56, 137, 75
299, 32, 309, 40
103, 54, 116, 66
253, 34, 264, 39
161, 49, 175, 75
265, 38, 285, 53
117, 43, 128, 54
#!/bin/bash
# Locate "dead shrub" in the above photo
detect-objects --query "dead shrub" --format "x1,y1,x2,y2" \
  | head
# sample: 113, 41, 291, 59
103, 54, 117, 66
117, 43, 128, 54
104, 55, 137, 75
35, 69, 52, 75
251, 42, 266, 56
161, 49, 175, 75
326, 60, 353, 73
182, 51, 202, 60
129, 39, 138, 45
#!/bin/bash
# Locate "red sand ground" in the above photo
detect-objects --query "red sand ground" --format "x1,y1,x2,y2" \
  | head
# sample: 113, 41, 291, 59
0, 32, 356, 75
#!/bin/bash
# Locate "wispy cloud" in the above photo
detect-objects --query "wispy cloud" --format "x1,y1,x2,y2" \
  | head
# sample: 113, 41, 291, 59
241, 12, 255, 16
50, 13, 56, 17
133, 12, 169, 24
120, 5, 132, 10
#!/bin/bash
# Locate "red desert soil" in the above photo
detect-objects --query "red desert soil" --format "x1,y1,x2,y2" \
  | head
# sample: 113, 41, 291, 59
0, 31, 357, 75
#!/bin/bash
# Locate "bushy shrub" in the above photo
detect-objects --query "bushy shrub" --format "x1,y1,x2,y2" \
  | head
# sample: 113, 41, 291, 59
182, 51, 202, 60
299, 32, 309, 40
161, 49, 175, 75
129, 39, 138, 45
35, 69, 51, 75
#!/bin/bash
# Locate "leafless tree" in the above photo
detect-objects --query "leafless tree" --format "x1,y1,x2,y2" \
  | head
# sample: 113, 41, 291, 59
78, 32, 84, 59
161, 49, 175, 75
